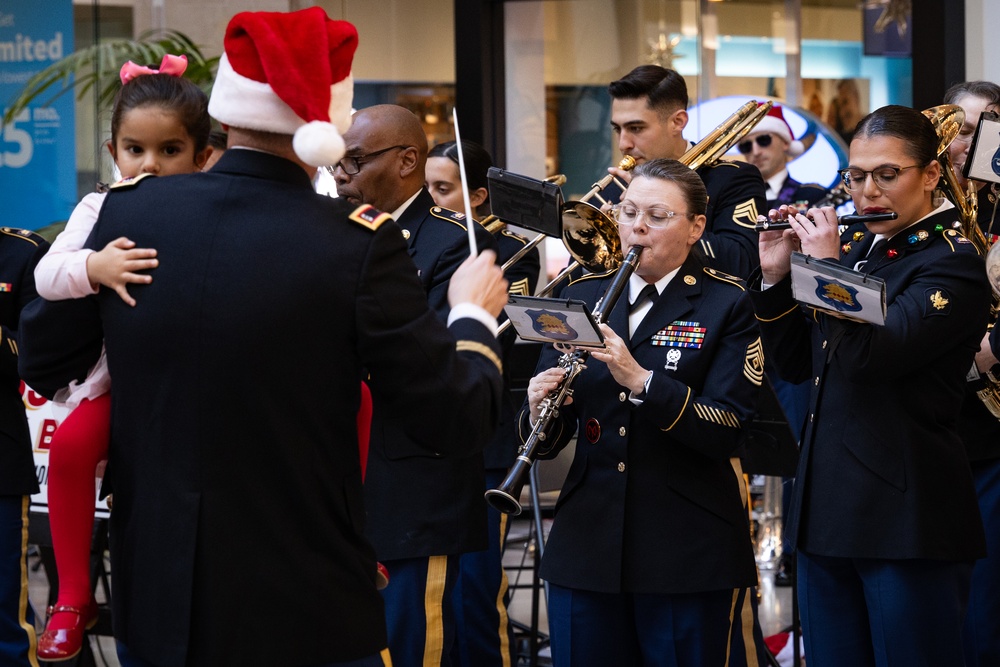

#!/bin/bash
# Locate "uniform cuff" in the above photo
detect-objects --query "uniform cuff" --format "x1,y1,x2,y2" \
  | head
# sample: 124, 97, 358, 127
448, 303, 498, 336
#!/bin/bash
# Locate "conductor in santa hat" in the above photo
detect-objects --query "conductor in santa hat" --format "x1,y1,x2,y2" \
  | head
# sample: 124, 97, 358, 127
738, 103, 826, 211
17, 8, 509, 667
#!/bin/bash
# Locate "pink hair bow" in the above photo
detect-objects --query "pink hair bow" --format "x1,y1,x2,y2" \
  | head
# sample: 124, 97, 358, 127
119, 53, 188, 85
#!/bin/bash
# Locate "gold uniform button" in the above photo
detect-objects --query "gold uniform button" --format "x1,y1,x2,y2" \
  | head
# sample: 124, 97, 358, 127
809, 414, 815, 423
821, 340, 828, 349
401, 229, 411, 240
619, 392, 627, 402
617, 462, 626, 473
618, 426, 626, 437
814, 377, 820, 386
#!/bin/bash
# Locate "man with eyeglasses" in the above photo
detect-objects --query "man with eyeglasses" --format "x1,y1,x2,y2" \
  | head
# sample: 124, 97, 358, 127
333, 103, 501, 667
739, 104, 826, 213
521, 159, 766, 666
607, 65, 767, 278
334, 104, 497, 317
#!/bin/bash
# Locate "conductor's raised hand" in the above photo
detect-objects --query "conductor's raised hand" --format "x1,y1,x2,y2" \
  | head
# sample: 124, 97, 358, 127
85, 237, 158, 307
448, 250, 509, 318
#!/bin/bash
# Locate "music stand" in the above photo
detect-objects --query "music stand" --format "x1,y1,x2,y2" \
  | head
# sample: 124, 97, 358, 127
487, 167, 564, 238
741, 378, 799, 478
741, 378, 801, 667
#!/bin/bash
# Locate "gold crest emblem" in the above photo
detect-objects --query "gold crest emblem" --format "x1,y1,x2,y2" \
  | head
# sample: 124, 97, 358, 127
930, 290, 949, 310
821, 282, 857, 307
535, 313, 571, 335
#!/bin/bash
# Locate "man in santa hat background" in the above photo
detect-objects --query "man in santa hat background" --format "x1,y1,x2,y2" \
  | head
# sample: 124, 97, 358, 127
18, 7, 509, 667
737, 103, 827, 212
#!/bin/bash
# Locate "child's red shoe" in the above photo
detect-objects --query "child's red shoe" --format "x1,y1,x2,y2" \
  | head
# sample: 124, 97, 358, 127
37, 598, 99, 661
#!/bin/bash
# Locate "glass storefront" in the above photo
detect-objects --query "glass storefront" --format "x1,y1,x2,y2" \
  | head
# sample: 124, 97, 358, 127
9, 0, 917, 229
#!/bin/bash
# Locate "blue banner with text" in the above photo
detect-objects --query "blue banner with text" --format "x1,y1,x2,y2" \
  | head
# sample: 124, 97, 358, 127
0, 0, 76, 231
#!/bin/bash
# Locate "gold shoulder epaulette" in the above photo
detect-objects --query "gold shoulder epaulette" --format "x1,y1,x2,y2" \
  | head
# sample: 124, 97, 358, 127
501, 228, 530, 245
429, 206, 470, 231
0, 227, 44, 247
349, 204, 392, 231
482, 215, 506, 235
567, 268, 616, 287
941, 228, 977, 253
703, 266, 746, 290
109, 172, 156, 190
703, 160, 739, 169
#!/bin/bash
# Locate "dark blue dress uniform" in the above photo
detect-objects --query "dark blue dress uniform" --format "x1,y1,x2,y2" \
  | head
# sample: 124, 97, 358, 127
362, 188, 501, 667
452, 218, 539, 667
16, 149, 504, 667
518, 252, 764, 666
749, 207, 991, 667
961, 193, 1000, 667
696, 160, 767, 279
766, 174, 828, 212
0, 227, 46, 667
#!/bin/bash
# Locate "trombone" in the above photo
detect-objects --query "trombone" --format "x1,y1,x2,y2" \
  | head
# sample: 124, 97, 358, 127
680, 99, 774, 170
494, 99, 774, 336
494, 160, 635, 336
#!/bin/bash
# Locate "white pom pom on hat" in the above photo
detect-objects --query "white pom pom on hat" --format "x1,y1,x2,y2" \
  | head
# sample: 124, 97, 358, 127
207, 7, 358, 167
293, 121, 346, 168
750, 103, 805, 157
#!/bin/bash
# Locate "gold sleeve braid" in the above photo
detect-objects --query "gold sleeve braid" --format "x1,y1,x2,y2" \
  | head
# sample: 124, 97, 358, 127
661, 386, 692, 432
456, 340, 503, 374
693, 402, 741, 428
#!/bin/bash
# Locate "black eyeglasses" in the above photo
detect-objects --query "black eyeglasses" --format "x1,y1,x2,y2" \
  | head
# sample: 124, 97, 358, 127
737, 134, 773, 154
838, 164, 925, 192
334, 145, 410, 175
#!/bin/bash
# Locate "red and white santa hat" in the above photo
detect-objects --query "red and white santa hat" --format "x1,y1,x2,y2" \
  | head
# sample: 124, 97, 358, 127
208, 7, 358, 167
752, 103, 805, 157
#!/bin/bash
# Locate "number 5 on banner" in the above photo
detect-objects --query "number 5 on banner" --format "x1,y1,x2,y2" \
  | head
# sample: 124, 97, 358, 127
1, 108, 33, 168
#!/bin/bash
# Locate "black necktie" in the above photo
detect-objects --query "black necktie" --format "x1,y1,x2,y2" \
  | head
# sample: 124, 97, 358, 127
855, 237, 887, 273
630, 284, 659, 313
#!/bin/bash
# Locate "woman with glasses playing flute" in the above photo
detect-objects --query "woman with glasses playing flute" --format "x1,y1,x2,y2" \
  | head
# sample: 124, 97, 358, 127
749, 105, 991, 667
